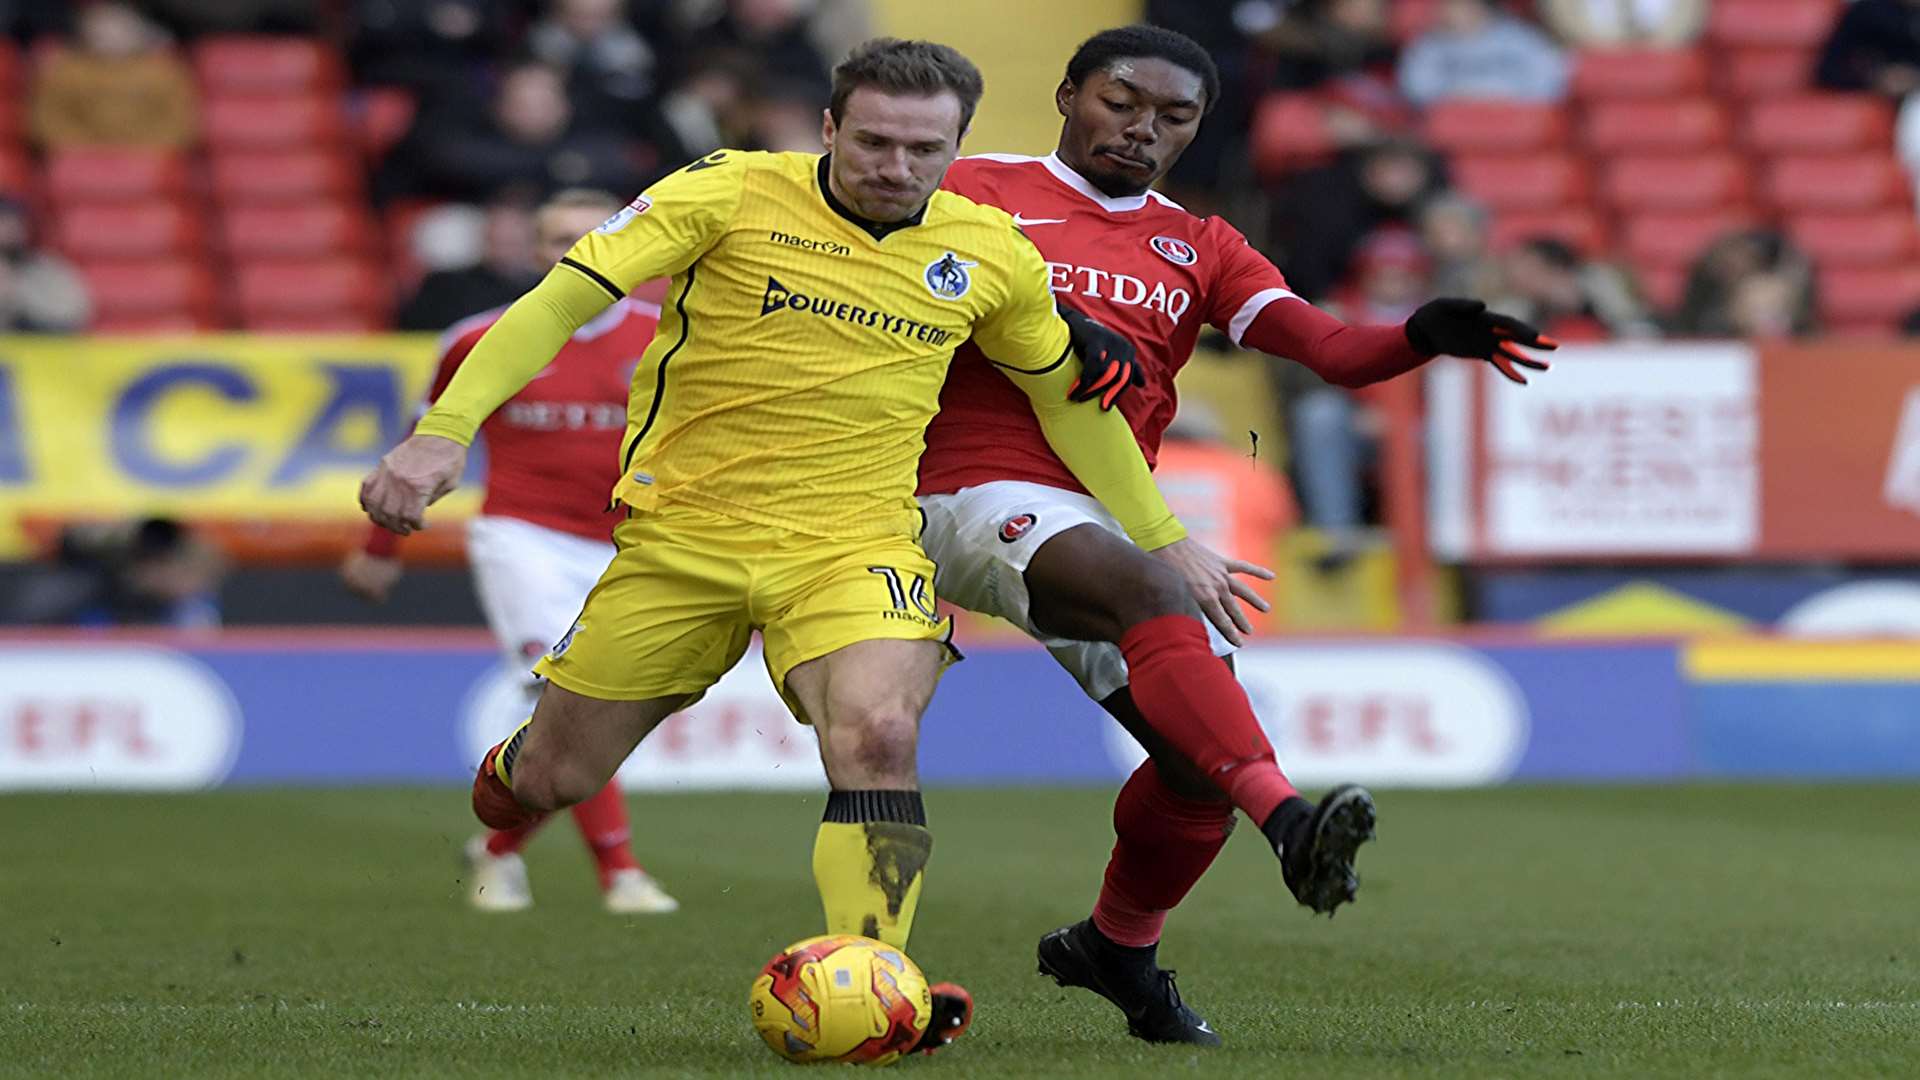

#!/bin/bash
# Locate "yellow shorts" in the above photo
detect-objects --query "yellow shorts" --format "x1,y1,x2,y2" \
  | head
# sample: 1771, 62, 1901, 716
532, 505, 955, 719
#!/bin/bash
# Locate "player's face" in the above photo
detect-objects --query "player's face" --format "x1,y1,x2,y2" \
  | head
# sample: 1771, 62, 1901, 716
1056, 58, 1204, 198
822, 88, 965, 223
536, 205, 613, 265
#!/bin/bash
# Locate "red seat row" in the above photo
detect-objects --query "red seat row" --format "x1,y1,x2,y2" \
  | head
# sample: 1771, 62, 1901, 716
80, 256, 391, 333
1452, 151, 1910, 214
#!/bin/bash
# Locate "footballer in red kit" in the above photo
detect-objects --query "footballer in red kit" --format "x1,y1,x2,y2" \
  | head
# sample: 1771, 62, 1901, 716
342, 190, 679, 918
917, 26, 1555, 1045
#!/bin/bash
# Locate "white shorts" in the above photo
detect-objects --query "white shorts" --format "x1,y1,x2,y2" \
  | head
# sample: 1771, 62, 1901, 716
465, 514, 614, 679
918, 480, 1233, 702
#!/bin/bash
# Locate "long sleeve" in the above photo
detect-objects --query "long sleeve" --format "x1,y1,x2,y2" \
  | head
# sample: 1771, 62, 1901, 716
412, 265, 611, 445
1241, 295, 1430, 388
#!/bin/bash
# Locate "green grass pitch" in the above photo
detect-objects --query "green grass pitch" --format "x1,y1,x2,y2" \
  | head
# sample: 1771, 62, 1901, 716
4, 785, 1918, 1078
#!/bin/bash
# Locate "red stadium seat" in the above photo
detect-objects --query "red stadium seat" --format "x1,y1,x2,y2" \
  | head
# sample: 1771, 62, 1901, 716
235, 257, 389, 324
0, 99, 19, 143
1743, 96, 1894, 154
1762, 153, 1909, 211
1637, 263, 1689, 311
209, 148, 361, 204
54, 200, 205, 259
1787, 211, 1920, 267
1708, 0, 1844, 49
1619, 210, 1761, 268
1826, 319, 1901, 339
1389, 0, 1441, 43
0, 147, 28, 199
80, 258, 219, 324
1488, 208, 1606, 256
203, 94, 347, 148
194, 36, 342, 95
0, 40, 18, 91
355, 86, 417, 163
45, 149, 191, 201
1599, 153, 1751, 212
1583, 99, 1730, 153
239, 310, 388, 333
91, 311, 222, 334
1450, 153, 1590, 212
220, 203, 375, 258
1571, 48, 1708, 100
1719, 49, 1815, 98
1818, 266, 1920, 324
1250, 92, 1336, 179
1422, 101, 1569, 153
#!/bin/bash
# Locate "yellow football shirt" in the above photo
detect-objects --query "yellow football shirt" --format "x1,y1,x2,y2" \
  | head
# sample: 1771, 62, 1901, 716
560, 149, 1068, 540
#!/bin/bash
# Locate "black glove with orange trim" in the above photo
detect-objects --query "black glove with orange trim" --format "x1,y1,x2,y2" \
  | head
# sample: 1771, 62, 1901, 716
1063, 304, 1144, 410
1405, 298, 1558, 384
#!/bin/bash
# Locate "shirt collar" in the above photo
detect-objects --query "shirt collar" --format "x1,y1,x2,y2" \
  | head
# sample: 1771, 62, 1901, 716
817, 154, 927, 240
1039, 152, 1154, 213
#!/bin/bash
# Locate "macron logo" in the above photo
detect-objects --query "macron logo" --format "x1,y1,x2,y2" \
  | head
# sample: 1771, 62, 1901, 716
1012, 213, 1067, 227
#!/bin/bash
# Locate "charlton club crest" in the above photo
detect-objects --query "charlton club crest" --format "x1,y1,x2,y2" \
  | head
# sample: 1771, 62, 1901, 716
998, 513, 1038, 543
1150, 235, 1198, 266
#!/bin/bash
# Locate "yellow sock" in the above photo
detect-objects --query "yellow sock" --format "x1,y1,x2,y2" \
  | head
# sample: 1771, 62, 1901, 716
812, 790, 931, 950
494, 717, 533, 790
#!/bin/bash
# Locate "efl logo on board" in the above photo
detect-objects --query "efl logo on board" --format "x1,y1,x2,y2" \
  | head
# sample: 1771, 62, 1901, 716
0, 648, 242, 790
1102, 643, 1530, 787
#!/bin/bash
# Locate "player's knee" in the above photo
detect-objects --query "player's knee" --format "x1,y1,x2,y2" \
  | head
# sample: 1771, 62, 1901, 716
1150, 749, 1228, 802
827, 703, 920, 786
508, 754, 599, 811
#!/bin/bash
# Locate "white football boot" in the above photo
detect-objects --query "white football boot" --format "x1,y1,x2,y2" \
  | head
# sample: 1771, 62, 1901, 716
464, 834, 533, 912
603, 868, 679, 914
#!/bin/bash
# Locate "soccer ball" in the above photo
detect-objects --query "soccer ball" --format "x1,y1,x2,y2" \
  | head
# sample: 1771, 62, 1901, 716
748, 934, 932, 1066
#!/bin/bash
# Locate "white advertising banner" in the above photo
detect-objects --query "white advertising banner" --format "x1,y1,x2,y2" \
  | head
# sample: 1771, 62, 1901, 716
0, 647, 242, 790
1481, 343, 1759, 556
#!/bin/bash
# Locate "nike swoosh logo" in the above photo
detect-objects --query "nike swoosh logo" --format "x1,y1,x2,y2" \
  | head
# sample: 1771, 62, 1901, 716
1012, 213, 1067, 227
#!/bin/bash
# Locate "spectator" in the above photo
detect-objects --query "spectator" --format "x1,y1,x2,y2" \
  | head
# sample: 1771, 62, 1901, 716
1262, 0, 1398, 92
1815, 0, 1920, 98
1418, 192, 1503, 300
0, 197, 90, 333
746, 81, 828, 152
680, 0, 832, 100
402, 61, 647, 202
1671, 229, 1817, 339
1397, 0, 1569, 107
529, 0, 663, 123
29, 1, 197, 150
348, 0, 511, 109
1270, 136, 1448, 302
656, 52, 759, 158
1538, 0, 1707, 47
1493, 236, 1655, 341
397, 199, 543, 331
1281, 228, 1434, 563
6, 518, 225, 628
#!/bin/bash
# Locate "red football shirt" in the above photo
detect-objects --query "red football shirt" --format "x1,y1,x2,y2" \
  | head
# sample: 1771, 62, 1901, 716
368, 297, 660, 553
917, 153, 1300, 497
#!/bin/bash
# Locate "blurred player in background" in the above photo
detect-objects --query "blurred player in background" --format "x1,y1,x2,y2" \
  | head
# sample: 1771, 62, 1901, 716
918, 25, 1556, 1044
358, 39, 1187, 1056
343, 189, 678, 917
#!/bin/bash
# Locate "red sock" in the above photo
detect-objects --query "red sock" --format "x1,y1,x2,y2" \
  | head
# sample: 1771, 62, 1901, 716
1120, 614, 1299, 824
485, 822, 544, 857
1091, 760, 1235, 947
570, 780, 641, 889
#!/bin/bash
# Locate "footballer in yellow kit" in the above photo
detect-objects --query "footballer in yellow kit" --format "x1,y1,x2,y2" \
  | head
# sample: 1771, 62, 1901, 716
413, 146, 1184, 710
364, 41, 1187, 1053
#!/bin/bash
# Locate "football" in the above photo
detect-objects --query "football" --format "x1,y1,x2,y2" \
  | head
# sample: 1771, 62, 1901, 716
748, 934, 933, 1066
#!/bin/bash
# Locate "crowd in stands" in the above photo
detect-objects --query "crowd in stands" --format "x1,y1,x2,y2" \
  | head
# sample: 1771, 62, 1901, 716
0, 0, 866, 333
10, 0, 1920, 548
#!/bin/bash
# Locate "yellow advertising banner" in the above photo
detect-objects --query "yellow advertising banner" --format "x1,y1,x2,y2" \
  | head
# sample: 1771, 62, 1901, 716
0, 335, 483, 558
